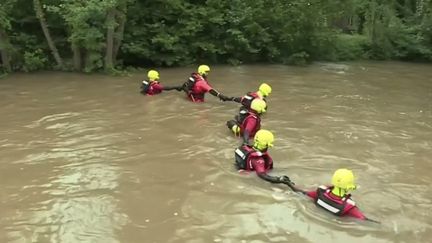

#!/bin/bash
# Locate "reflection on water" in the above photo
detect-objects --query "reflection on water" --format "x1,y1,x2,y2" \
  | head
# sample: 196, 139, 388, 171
0, 62, 432, 243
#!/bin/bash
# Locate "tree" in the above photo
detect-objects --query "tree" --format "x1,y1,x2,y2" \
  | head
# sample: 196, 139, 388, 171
0, 28, 12, 72
104, 0, 132, 71
0, 0, 15, 72
113, 0, 130, 62
105, 7, 116, 71
33, 0, 64, 68
1, 0, 431, 74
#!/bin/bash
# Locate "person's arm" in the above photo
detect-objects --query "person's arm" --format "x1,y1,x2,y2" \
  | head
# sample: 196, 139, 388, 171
231, 97, 242, 103
242, 116, 257, 144
242, 131, 250, 145
306, 190, 317, 199
151, 82, 164, 93
209, 88, 220, 97
208, 88, 229, 100
254, 158, 288, 184
347, 206, 380, 223
257, 172, 287, 183
196, 81, 223, 99
284, 181, 307, 195
208, 88, 234, 102
253, 157, 308, 194
347, 207, 367, 220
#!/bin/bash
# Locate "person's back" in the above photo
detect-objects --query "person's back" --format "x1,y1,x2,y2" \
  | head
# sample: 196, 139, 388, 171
185, 71, 211, 101
235, 143, 273, 173
307, 185, 364, 219
234, 129, 292, 184
287, 169, 368, 220
241, 111, 261, 139
181, 65, 232, 102
140, 70, 183, 95
141, 70, 163, 95
232, 83, 272, 110
227, 99, 266, 144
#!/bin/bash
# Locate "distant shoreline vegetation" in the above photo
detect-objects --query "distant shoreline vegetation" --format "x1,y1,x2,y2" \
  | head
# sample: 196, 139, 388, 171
1, 0, 431, 75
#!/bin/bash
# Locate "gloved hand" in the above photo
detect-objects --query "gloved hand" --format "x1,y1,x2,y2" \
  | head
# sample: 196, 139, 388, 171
218, 94, 230, 101
278, 175, 292, 184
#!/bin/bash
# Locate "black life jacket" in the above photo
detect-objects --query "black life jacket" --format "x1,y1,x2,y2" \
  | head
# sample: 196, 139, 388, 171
140, 80, 151, 94
234, 145, 272, 171
315, 186, 355, 216
240, 93, 256, 108
241, 92, 268, 111
234, 108, 261, 135
183, 73, 205, 92
182, 74, 195, 92
182, 73, 208, 101
235, 106, 249, 124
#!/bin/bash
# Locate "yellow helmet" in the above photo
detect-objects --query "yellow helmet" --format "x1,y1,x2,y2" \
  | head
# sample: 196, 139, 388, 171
258, 83, 272, 97
147, 70, 159, 81
250, 98, 267, 114
198, 65, 210, 75
253, 129, 274, 151
331, 169, 356, 191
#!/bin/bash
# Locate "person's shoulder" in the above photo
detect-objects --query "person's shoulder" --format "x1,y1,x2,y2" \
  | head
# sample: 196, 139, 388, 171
306, 189, 318, 199
250, 150, 264, 158
346, 197, 356, 206
247, 113, 259, 119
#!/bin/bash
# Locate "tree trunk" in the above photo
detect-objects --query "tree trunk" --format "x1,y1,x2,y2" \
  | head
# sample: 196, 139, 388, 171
105, 8, 116, 71
113, 11, 126, 61
113, 3, 128, 61
416, 0, 424, 16
0, 28, 12, 72
33, 0, 64, 68
72, 42, 81, 71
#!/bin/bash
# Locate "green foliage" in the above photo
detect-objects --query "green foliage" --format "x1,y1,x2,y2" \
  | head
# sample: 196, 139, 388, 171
332, 34, 371, 60
22, 49, 47, 72
1, 0, 431, 73
285, 52, 310, 65
353, 0, 432, 61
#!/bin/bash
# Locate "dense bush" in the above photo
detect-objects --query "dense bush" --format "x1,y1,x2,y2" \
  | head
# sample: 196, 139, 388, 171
22, 49, 47, 72
0, 0, 431, 75
332, 34, 371, 60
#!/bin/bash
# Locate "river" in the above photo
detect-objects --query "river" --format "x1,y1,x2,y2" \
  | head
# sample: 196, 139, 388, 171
0, 62, 431, 243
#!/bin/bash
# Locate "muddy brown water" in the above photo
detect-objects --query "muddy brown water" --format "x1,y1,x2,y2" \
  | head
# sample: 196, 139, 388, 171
0, 62, 432, 243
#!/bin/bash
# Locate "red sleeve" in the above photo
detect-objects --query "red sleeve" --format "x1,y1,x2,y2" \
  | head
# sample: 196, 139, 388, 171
244, 117, 257, 135
267, 154, 273, 169
306, 190, 318, 200
196, 80, 213, 93
251, 157, 267, 174
346, 206, 366, 220
153, 83, 164, 93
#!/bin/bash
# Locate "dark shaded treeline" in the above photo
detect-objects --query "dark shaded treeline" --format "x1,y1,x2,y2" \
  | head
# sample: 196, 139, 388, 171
0, 0, 431, 74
